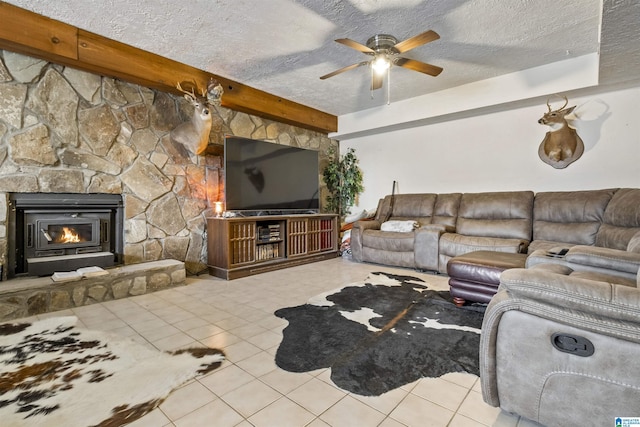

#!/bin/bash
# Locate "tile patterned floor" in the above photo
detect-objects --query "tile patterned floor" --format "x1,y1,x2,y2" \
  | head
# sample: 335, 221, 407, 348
26, 257, 543, 427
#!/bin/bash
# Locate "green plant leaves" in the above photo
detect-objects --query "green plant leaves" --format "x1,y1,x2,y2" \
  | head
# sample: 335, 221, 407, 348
323, 147, 364, 218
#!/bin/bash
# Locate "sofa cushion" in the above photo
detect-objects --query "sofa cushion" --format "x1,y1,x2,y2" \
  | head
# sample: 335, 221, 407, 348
360, 248, 416, 268
439, 233, 528, 255
596, 188, 640, 250
362, 230, 415, 252
376, 193, 437, 224
433, 193, 461, 227
392, 193, 437, 217
456, 191, 533, 240
569, 270, 637, 287
532, 189, 615, 247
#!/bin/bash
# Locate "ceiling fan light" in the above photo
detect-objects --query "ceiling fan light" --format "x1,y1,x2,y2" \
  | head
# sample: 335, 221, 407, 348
372, 55, 390, 74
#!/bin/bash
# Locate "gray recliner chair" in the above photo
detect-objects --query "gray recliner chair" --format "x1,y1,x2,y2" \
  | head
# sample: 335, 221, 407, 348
480, 263, 640, 426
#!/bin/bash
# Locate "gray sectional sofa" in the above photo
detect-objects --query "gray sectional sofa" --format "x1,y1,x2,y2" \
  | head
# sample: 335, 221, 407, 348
351, 188, 640, 427
350, 188, 640, 278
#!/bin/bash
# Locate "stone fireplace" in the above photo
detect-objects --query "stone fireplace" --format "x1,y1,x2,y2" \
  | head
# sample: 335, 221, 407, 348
8, 193, 123, 278
0, 49, 338, 280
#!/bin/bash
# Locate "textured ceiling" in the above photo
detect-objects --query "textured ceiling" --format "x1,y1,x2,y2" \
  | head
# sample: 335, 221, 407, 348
4, 0, 640, 117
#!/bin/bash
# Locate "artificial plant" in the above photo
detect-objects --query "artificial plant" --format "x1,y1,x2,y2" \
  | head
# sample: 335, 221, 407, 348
323, 147, 364, 219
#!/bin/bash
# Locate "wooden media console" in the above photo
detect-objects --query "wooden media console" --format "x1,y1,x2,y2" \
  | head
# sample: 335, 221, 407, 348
207, 214, 338, 280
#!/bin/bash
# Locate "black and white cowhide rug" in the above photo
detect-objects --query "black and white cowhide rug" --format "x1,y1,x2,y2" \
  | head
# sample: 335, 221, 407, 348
275, 272, 484, 396
0, 316, 224, 426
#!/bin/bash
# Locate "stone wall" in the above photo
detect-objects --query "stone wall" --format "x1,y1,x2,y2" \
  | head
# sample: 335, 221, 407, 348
0, 50, 338, 277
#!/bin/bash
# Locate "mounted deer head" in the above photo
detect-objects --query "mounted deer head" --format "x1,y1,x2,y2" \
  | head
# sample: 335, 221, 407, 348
170, 82, 215, 155
537, 95, 584, 169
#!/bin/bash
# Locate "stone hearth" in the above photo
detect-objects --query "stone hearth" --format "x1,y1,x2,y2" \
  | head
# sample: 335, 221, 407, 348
0, 259, 186, 322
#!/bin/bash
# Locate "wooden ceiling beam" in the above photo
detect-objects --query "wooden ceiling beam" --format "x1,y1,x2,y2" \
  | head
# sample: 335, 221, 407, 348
0, 2, 337, 134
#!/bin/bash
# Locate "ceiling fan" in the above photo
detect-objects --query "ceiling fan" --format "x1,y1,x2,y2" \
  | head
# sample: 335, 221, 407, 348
320, 30, 443, 91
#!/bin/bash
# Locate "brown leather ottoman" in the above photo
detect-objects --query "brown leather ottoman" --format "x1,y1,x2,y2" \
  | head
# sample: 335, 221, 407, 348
447, 251, 527, 306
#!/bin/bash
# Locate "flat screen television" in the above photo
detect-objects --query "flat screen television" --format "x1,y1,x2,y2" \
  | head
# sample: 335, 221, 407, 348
223, 136, 320, 214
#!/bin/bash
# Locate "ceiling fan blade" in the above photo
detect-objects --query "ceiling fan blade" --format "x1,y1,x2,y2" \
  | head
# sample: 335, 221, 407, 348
394, 57, 443, 76
371, 72, 384, 90
320, 61, 370, 80
335, 38, 375, 54
392, 30, 440, 53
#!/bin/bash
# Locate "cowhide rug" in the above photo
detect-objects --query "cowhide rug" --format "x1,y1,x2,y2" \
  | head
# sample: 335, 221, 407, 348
275, 272, 485, 396
0, 316, 224, 426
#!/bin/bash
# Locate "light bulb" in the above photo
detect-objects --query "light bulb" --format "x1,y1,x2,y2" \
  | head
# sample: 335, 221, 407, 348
372, 55, 390, 74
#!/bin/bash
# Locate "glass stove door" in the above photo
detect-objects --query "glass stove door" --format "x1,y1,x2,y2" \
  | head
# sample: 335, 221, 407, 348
35, 219, 101, 250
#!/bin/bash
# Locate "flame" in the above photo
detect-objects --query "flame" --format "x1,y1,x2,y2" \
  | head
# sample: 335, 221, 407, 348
60, 227, 81, 243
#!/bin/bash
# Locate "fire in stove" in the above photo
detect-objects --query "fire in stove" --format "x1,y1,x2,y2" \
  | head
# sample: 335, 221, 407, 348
42, 224, 91, 245
58, 227, 82, 243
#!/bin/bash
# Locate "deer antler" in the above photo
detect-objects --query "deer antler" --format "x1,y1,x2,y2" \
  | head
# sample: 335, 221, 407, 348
547, 94, 569, 112
177, 81, 209, 101
177, 80, 223, 106
176, 81, 197, 100
559, 95, 568, 110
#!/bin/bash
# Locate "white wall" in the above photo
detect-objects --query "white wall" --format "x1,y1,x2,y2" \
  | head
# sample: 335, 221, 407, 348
342, 85, 640, 211
333, 54, 599, 140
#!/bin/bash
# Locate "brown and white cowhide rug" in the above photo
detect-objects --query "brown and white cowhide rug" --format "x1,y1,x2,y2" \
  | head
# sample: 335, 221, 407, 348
275, 272, 485, 396
0, 316, 224, 426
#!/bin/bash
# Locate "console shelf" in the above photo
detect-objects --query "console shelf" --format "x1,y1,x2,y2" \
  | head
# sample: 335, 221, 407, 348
207, 214, 338, 280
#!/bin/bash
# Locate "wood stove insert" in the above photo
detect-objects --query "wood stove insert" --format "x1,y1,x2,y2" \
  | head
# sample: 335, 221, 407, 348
8, 193, 124, 278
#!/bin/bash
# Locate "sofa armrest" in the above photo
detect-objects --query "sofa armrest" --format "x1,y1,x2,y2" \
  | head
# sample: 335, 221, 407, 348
565, 245, 640, 275
353, 220, 381, 231
350, 220, 381, 262
419, 223, 455, 233
628, 230, 640, 253
414, 224, 453, 271
498, 268, 640, 323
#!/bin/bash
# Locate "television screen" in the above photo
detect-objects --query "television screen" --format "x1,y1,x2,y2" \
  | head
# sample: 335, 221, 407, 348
224, 136, 320, 213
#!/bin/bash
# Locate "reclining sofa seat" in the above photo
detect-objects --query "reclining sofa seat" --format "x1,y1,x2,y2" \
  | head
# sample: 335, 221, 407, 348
350, 193, 460, 270
527, 188, 616, 253
527, 188, 640, 282
437, 191, 534, 273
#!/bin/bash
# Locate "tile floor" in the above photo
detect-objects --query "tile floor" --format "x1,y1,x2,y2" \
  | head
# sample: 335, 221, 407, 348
28, 257, 542, 427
